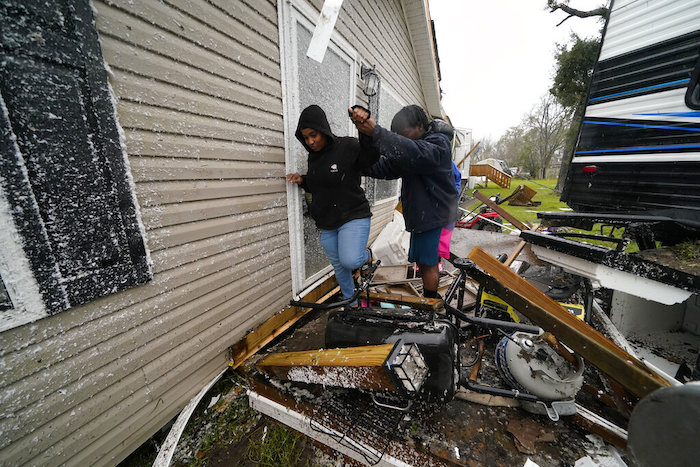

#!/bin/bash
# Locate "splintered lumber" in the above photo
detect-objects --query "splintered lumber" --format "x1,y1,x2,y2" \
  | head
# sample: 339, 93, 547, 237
501, 184, 538, 206
472, 190, 528, 231
257, 344, 400, 391
367, 291, 443, 310
575, 404, 628, 449
467, 246, 670, 399
229, 276, 340, 368
503, 240, 527, 267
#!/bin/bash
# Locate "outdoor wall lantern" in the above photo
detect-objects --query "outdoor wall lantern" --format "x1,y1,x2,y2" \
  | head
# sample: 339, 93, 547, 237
361, 64, 381, 120
361, 64, 380, 97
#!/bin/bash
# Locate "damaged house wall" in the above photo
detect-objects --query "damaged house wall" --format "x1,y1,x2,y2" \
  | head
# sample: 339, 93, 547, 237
0, 0, 439, 465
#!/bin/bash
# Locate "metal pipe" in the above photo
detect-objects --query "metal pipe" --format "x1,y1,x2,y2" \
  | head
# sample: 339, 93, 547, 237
460, 379, 541, 403
290, 260, 381, 310
444, 303, 541, 333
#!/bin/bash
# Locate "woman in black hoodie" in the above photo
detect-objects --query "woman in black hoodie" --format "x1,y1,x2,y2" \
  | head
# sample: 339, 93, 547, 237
286, 105, 379, 305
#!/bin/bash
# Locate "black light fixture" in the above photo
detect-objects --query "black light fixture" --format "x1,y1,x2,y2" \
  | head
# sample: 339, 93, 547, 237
361, 64, 380, 97
360, 64, 381, 120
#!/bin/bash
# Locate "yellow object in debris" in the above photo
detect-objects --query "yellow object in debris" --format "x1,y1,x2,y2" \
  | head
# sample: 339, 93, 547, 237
560, 303, 586, 321
480, 291, 520, 322
479, 292, 586, 322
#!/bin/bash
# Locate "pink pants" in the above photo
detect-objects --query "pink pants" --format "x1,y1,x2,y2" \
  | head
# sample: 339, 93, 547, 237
439, 223, 456, 259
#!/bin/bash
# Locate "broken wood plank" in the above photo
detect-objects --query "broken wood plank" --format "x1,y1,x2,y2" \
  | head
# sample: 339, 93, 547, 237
368, 291, 443, 311
467, 246, 670, 399
456, 140, 480, 169
472, 190, 529, 231
455, 388, 521, 407
503, 240, 527, 267
575, 403, 628, 450
370, 277, 423, 287
469, 339, 485, 382
407, 281, 422, 297
257, 344, 401, 391
540, 332, 578, 367
229, 276, 340, 368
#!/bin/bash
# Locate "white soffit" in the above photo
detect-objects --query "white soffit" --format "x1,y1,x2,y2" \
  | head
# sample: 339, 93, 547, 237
402, 0, 443, 118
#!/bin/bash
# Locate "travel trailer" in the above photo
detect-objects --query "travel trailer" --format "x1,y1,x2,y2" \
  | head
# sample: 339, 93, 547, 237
560, 0, 700, 238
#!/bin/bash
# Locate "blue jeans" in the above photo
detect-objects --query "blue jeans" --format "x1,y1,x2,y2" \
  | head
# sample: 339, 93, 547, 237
320, 217, 371, 302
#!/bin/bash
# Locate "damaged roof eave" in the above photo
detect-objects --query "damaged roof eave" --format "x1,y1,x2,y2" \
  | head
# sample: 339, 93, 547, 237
402, 0, 444, 119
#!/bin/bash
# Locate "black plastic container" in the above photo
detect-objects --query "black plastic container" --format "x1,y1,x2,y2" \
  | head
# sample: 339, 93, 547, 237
325, 308, 458, 402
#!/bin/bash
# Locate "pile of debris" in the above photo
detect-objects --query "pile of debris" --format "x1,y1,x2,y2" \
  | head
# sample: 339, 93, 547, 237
226, 184, 699, 466
147, 184, 694, 467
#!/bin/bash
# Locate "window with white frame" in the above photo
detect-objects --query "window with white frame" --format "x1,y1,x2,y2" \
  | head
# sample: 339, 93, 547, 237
370, 85, 406, 203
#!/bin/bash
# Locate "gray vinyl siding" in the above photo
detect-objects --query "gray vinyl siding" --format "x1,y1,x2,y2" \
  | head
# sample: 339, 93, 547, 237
315, 0, 426, 106
0, 0, 431, 464
316, 0, 427, 115
0, 0, 289, 465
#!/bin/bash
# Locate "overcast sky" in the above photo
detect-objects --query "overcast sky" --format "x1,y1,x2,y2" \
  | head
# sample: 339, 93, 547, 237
429, 0, 607, 143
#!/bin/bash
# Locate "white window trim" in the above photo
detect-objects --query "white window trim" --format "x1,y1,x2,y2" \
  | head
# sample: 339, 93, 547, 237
0, 176, 49, 331
279, 0, 358, 296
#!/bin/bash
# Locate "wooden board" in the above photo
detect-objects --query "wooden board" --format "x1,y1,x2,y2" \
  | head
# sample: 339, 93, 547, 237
472, 191, 528, 231
367, 291, 443, 311
229, 276, 340, 369
257, 344, 398, 391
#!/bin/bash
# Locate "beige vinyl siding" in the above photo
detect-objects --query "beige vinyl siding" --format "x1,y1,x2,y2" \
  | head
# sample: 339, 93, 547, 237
323, 0, 427, 110
369, 199, 399, 243
0, 0, 288, 464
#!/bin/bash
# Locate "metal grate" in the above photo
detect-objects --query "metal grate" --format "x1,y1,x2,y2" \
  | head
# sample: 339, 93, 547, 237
310, 390, 404, 465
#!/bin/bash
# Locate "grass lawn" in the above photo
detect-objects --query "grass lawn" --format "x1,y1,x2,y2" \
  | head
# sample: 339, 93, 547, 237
464, 178, 567, 228
463, 177, 636, 251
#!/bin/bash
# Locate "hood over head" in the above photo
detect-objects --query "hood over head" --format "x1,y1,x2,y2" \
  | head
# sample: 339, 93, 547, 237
428, 119, 454, 142
295, 105, 335, 152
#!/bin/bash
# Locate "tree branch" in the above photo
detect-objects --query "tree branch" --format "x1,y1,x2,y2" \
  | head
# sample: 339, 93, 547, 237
548, 2, 608, 26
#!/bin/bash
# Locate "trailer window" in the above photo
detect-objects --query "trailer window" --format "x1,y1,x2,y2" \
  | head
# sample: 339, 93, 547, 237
368, 85, 405, 203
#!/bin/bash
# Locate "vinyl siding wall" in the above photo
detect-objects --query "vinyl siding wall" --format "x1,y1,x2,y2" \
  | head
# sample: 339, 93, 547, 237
320, 0, 427, 120
0, 0, 289, 465
0, 0, 429, 464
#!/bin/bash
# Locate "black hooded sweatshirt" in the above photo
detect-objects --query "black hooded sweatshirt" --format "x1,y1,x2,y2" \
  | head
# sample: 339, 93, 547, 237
296, 105, 380, 230
364, 119, 458, 233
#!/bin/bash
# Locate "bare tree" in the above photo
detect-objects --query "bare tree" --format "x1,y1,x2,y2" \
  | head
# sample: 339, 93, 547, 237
547, 1, 609, 26
496, 126, 527, 168
520, 95, 572, 178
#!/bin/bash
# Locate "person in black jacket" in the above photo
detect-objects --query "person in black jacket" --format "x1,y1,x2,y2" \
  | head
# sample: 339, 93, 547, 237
286, 105, 379, 305
349, 104, 458, 299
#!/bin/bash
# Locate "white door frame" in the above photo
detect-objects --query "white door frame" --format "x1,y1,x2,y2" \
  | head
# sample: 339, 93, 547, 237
278, 0, 358, 296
